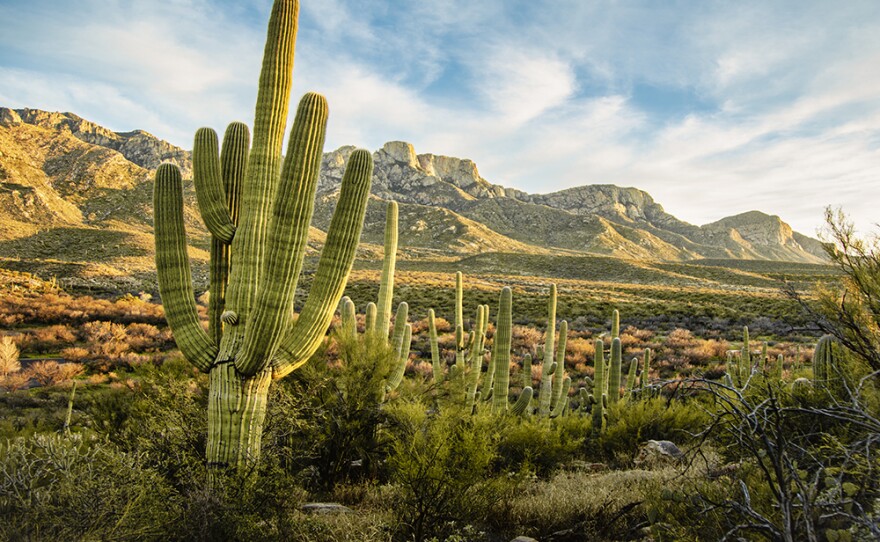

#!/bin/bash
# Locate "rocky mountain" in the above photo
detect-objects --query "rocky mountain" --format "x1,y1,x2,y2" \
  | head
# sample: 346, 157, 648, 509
0, 108, 827, 290
319, 141, 828, 263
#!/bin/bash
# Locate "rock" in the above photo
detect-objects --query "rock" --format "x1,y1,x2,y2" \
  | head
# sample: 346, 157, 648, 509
0, 107, 22, 127
510, 537, 539, 542
634, 440, 684, 468
301, 502, 354, 514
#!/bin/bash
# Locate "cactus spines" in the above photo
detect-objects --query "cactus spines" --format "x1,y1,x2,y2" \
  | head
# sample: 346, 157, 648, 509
512, 386, 534, 415
492, 287, 513, 412
154, 0, 373, 469
538, 284, 558, 416
608, 337, 622, 405
386, 319, 412, 392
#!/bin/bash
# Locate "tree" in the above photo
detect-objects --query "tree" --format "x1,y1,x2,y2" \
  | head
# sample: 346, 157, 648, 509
797, 208, 880, 374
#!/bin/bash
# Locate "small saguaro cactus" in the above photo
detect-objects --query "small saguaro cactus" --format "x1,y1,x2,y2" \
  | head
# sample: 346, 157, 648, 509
812, 334, 837, 389
491, 287, 513, 412
591, 338, 607, 435
340, 201, 412, 394
608, 336, 623, 405
538, 284, 558, 416
154, 0, 373, 469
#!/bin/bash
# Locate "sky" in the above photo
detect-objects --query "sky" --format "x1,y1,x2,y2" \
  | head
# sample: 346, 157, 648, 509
1, 0, 879, 238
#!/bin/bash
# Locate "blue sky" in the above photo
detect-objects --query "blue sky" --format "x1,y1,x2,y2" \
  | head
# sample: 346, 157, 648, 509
1, 0, 879, 237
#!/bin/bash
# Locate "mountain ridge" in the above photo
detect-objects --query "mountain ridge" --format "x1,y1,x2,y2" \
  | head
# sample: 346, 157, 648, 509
0, 107, 828, 290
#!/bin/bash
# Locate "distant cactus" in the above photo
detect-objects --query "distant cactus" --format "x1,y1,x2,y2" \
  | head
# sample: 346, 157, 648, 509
538, 284, 558, 416
491, 287, 513, 412
153, 0, 373, 468
608, 336, 622, 405
592, 338, 607, 435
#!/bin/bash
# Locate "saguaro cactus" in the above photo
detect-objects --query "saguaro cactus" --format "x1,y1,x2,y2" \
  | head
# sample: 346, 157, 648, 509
538, 284, 558, 416
154, 0, 373, 469
491, 287, 513, 412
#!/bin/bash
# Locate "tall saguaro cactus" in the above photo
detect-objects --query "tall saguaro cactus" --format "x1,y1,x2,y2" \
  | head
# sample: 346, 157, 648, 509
154, 0, 373, 469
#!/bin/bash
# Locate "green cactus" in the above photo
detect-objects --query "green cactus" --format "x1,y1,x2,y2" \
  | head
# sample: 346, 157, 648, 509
512, 387, 533, 415
608, 337, 622, 405
492, 287, 513, 412
625, 357, 639, 397
538, 284, 558, 416
385, 303, 412, 392
550, 376, 571, 418
521, 353, 532, 389
154, 0, 373, 469
550, 319, 568, 414
611, 308, 620, 339
740, 326, 751, 385
428, 309, 442, 383
775, 353, 784, 381
465, 304, 488, 405
374, 201, 399, 341
812, 334, 836, 389
591, 338, 607, 435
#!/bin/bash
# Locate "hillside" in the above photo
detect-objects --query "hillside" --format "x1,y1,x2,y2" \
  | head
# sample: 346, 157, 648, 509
0, 107, 829, 292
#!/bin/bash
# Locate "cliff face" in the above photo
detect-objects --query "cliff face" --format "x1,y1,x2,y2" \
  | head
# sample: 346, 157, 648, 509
0, 108, 828, 294
318, 141, 827, 263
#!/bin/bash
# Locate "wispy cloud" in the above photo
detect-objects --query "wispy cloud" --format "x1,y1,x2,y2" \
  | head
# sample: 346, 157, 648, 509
1, 0, 878, 236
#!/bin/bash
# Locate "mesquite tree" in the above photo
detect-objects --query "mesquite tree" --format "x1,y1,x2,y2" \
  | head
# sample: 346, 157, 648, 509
153, 0, 373, 469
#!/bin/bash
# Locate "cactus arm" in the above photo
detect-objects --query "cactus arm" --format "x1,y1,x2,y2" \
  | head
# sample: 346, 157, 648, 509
221, 0, 300, 358
340, 296, 357, 343
550, 376, 571, 417
375, 201, 399, 340
271, 149, 373, 378
611, 309, 620, 339
521, 353, 532, 389
236, 92, 329, 375
390, 302, 410, 360
775, 353, 784, 380
625, 357, 638, 396
365, 302, 377, 336
207, 122, 249, 344
511, 386, 533, 415
592, 338, 606, 434
193, 127, 236, 243
154, 163, 217, 372
465, 305, 487, 404
428, 309, 442, 382
455, 271, 463, 332
492, 287, 512, 412
386, 321, 412, 391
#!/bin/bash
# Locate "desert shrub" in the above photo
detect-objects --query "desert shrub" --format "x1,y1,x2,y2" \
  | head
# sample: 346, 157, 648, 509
596, 396, 711, 467
126, 322, 170, 352
385, 402, 521, 542
284, 334, 398, 491
60, 346, 91, 362
27, 360, 61, 386
496, 415, 590, 477
681, 338, 730, 365
21, 324, 78, 353
504, 468, 677, 540
0, 371, 30, 392
0, 433, 179, 541
665, 327, 697, 348
0, 335, 21, 377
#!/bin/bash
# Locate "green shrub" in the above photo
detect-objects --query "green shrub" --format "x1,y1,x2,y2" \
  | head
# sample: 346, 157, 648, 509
496, 414, 589, 477
385, 402, 521, 542
597, 396, 711, 467
0, 433, 179, 541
